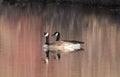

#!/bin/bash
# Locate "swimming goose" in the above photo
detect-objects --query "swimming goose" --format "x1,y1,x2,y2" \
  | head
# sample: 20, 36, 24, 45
51, 32, 84, 51
43, 32, 50, 64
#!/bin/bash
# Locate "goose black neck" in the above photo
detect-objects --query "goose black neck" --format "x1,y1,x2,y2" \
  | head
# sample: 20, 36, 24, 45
45, 36, 49, 45
56, 34, 60, 41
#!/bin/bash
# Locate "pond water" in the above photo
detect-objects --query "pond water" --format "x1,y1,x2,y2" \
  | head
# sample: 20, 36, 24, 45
0, 4, 120, 77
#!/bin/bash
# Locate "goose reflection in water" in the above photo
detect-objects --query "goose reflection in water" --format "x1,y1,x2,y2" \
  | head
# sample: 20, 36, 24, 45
43, 32, 84, 64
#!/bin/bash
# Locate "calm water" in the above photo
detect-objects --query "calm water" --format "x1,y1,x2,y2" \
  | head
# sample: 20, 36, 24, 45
0, 4, 120, 77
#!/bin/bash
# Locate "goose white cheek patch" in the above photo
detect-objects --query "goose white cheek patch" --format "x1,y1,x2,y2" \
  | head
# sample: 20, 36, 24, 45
55, 33, 59, 36
45, 33, 49, 37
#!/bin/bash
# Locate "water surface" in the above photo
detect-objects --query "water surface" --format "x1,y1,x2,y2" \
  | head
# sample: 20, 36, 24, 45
0, 4, 120, 77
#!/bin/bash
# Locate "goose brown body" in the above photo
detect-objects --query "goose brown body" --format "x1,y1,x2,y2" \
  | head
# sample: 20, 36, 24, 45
48, 41, 81, 53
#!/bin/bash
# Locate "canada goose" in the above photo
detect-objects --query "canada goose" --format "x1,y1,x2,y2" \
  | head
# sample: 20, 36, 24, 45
51, 32, 84, 49
43, 32, 50, 64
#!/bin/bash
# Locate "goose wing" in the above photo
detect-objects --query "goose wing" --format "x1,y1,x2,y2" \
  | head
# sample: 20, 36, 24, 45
49, 41, 71, 52
50, 41, 72, 46
49, 41, 81, 52
63, 40, 84, 44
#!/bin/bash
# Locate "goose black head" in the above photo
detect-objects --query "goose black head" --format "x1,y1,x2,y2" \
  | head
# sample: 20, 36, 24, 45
43, 32, 49, 44
52, 32, 60, 41
52, 32, 60, 37
44, 32, 49, 37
